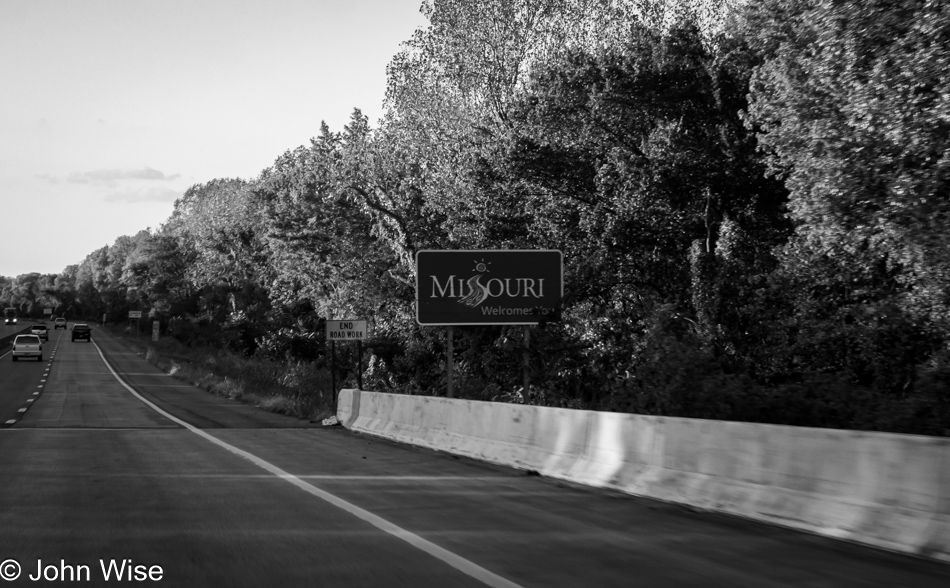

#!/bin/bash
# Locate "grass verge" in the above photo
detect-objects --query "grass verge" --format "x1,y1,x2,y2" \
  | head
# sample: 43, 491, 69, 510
98, 324, 335, 423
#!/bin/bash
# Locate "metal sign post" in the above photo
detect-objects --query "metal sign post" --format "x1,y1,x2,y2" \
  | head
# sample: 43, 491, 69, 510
325, 320, 368, 410
357, 339, 363, 391
523, 325, 530, 396
129, 311, 142, 339
331, 341, 337, 412
447, 325, 454, 398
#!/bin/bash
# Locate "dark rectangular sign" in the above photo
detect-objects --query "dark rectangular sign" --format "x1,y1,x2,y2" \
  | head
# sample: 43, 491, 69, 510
416, 250, 563, 325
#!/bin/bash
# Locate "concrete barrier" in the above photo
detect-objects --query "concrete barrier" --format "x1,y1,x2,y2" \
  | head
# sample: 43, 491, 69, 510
0, 326, 31, 349
337, 389, 950, 562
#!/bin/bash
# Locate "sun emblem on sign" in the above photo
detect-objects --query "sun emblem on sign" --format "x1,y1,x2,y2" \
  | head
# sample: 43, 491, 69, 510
473, 258, 490, 273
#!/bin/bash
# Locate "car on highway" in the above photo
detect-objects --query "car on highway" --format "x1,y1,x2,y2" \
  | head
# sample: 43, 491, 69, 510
30, 323, 49, 341
12, 334, 43, 361
3, 307, 16, 325
54, 317, 67, 329
71, 323, 92, 342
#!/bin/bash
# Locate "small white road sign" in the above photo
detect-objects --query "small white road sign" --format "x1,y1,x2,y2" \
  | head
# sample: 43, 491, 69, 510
326, 320, 367, 341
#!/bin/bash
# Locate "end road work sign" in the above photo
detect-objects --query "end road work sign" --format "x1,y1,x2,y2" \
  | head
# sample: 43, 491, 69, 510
326, 320, 367, 341
416, 250, 563, 326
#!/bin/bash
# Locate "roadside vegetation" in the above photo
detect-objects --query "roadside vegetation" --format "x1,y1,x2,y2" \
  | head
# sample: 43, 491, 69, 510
99, 324, 336, 423
2, 1, 949, 435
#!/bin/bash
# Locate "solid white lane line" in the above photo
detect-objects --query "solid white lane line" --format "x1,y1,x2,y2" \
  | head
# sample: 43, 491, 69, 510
298, 475, 515, 481
91, 341, 524, 588
0, 428, 182, 432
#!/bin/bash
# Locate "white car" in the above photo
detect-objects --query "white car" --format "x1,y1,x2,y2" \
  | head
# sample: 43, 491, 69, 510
53, 317, 67, 330
12, 334, 43, 361
31, 323, 49, 341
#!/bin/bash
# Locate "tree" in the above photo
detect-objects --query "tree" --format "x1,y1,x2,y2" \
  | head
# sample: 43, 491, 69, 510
745, 0, 950, 333
122, 232, 197, 317
254, 122, 409, 329
484, 21, 788, 377
165, 179, 271, 319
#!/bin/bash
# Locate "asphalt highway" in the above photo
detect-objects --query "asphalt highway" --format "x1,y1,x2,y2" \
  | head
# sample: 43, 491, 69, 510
1, 326, 948, 587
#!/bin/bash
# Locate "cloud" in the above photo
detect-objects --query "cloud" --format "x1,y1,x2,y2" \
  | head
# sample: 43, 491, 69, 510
35, 174, 59, 184
68, 166, 181, 186
104, 186, 182, 203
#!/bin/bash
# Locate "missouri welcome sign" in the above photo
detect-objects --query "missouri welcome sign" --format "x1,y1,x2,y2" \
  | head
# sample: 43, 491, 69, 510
415, 250, 563, 325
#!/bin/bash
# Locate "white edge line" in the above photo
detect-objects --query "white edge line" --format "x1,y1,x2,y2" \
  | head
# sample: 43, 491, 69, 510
90, 340, 523, 588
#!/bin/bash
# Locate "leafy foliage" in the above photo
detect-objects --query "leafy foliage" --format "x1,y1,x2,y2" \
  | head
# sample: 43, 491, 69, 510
4, 0, 948, 435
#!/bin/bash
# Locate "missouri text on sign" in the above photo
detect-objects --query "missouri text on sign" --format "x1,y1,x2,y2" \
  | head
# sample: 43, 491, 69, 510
416, 250, 563, 325
326, 320, 367, 341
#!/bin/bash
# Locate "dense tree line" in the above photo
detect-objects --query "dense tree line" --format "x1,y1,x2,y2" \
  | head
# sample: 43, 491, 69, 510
4, 0, 948, 434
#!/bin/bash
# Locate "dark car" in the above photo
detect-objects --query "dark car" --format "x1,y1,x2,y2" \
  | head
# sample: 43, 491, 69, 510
30, 323, 49, 341
71, 323, 92, 342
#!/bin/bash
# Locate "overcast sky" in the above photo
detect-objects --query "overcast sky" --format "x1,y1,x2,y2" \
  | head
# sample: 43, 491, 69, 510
0, 0, 428, 277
